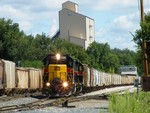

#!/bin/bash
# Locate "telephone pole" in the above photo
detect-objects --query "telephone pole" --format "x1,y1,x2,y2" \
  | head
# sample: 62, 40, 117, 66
140, 0, 148, 77
141, 0, 150, 91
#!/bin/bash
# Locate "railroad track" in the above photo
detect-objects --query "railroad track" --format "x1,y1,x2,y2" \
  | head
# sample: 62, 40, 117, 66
0, 85, 137, 112
0, 97, 51, 112
0, 91, 42, 102
0, 94, 109, 112
0, 95, 26, 102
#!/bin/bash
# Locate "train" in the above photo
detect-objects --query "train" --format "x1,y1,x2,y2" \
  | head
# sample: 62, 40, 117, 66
42, 53, 139, 97
0, 54, 139, 96
0, 59, 43, 95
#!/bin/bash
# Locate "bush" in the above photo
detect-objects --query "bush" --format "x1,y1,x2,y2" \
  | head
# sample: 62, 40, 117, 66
19, 60, 43, 68
109, 92, 150, 113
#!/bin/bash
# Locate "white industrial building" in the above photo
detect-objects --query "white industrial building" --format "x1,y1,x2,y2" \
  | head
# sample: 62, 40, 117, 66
59, 1, 95, 49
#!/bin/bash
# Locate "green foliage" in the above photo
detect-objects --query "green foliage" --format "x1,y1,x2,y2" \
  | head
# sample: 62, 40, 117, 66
33, 33, 51, 60
0, 18, 24, 60
134, 50, 143, 75
111, 48, 137, 73
133, 12, 150, 75
109, 92, 150, 113
0, 18, 51, 68
112, 48, 136, 65
86, 42, 134, 73
20, 60, 43, 68
86, 42, 111, 70
133, 12, 150, 47
49, 38, 90, 65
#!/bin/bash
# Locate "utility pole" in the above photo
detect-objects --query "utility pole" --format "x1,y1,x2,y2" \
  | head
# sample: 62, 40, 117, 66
140, 0, 150, 91
140, 0, 148, 77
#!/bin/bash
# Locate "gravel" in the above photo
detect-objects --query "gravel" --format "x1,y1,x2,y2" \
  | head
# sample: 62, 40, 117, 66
1, 86, 136, 113
0, 97, 39, 107
8, 99, 109, 113
0, 97, 108, 113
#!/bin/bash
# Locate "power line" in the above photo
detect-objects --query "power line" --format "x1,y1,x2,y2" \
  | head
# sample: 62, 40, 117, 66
137, 0, 141, 21
147, 0, 150, 11
137, 0, 140, 11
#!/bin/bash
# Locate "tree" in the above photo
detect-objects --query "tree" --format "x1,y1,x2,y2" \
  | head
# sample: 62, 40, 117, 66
86, 42, 120, 73
33, 33, 51, 60
0, 18, 49, 68
112, 48, 136, 65
0, 18, 24, 61
133, 12, 150, 74
86, 41, 104, 69
103, 53, 120, 73
49, 38, 90, 65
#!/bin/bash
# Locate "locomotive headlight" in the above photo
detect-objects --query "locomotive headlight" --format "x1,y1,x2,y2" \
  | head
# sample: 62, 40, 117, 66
56, 53, 60, 60
63, 82, 68, 87
46, 82, 50, 87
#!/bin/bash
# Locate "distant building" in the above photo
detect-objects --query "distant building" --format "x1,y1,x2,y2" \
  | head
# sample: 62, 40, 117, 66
59, 1, 95, 49
119, 65, 138, 76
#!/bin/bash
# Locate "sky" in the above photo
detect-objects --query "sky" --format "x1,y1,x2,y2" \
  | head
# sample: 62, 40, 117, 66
0, 0, 150, 51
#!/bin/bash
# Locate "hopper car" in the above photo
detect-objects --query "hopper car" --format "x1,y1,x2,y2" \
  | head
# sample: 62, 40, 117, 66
0, 59, 42, 95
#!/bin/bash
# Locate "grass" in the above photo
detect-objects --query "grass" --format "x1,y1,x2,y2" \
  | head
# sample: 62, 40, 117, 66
108, 91, 150, 113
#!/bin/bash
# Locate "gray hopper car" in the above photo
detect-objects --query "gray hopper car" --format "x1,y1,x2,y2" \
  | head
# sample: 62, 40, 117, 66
0, 59, 43, 95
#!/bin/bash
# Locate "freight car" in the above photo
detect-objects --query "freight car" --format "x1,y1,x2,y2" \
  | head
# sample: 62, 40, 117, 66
0, 59, 43, 95
0, 59, 16, 95
42, 53, 139, 97
83, 66, 138, 92
16, 67, 43, 93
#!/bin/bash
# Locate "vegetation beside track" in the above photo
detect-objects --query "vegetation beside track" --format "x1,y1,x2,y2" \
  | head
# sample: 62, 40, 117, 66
109, 91, 150, 113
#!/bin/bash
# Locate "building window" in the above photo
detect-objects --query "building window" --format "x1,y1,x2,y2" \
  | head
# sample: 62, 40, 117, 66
68, 12, 72, 16
89, 36, 93, 42
89, 36, 93, 39
89, 25, 92, 28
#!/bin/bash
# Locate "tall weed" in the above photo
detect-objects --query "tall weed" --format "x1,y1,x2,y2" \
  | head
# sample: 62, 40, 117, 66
109, 91, 150, 113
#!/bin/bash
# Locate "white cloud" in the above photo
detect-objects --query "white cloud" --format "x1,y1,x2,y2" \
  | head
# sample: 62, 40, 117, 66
50, 19, 58, 37
0, 4, 33, 33
93, 0, 136, 11
0, 5, 29, 20
110, 35, 136, 50
112, 16, 134, 32
41, 0, 67, 9
19, 21, 32, 32
0, 1, 60, 35
95, 12, 140, 51
96, 29, 136, 51
95, 28, 109, 42
110, 12, 140, 33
